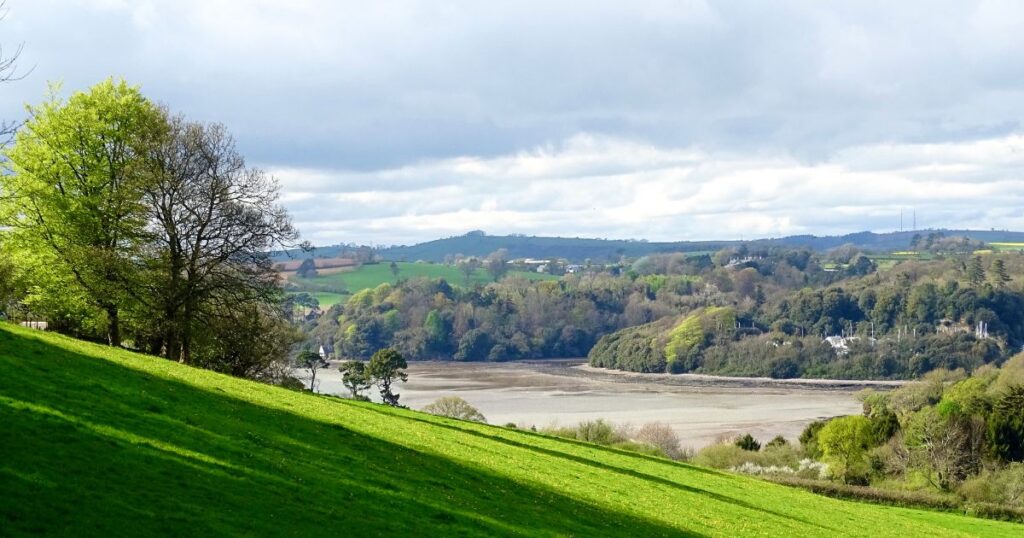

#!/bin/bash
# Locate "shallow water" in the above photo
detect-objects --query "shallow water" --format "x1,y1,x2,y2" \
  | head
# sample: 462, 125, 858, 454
309, 360, 865, 448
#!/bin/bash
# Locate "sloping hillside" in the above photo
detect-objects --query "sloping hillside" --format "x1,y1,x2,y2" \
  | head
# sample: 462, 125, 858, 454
0, 324, 1017, 536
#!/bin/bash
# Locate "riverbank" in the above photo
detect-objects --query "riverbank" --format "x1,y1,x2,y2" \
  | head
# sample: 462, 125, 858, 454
568, 362, 908, 390
310, 359, 868, 448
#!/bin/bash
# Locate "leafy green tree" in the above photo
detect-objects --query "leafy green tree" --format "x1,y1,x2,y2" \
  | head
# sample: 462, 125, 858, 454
454, 329, 492, 361
422, 396, 486, 422
2, 79, 165, 345
339, 360, 371, 400
367, 348, 407, 406
422, 309, 451, 354
298, 347, 328, 392
818, 415, 873, 483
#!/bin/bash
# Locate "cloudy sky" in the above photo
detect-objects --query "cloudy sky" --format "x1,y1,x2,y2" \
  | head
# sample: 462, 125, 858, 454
3, 1, 1023, 245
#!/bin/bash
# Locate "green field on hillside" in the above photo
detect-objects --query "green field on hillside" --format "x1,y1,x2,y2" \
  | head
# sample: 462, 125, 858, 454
990, 242, 1024, 252
1, 324, 1018, 536
291, 262, 558, 308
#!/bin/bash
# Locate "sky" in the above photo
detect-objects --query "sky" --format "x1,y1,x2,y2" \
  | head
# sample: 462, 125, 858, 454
2, 0, 1023, 246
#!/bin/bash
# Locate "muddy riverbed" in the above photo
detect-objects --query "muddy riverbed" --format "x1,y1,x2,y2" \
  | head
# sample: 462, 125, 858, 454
308, 360, 897, 449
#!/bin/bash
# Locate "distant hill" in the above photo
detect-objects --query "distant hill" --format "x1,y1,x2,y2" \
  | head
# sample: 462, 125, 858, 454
2, 323, 1018, 536
277, 229, 1024, 263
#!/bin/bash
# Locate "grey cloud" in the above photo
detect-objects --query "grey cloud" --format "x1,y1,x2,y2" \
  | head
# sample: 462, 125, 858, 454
3, 1, 1024, 244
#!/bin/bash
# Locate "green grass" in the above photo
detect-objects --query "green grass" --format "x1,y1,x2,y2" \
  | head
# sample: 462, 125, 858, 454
1, 324, 1018, 536
990, 242, 1024, 252
309, 291, 347, 309
290, 261, 558, 303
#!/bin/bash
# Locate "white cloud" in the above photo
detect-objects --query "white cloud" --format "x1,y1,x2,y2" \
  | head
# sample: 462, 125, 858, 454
273, 133, 1024, 245
4, 1, 1024, 244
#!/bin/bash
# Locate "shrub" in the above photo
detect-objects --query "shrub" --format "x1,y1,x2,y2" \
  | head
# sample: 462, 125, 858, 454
799, 419, 828, 459
693, 443, 751, 469
636, 422, 684, 460
735, 433, 761, 451
959, 463, 1024, 507
421, 396, 487, 423
575, 420, 621, 445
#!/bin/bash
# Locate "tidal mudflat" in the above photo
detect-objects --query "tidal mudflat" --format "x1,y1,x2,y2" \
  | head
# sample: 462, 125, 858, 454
312, 360, 891, 448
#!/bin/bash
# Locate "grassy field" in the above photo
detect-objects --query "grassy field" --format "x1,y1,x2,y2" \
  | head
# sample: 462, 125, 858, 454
990, 242, 1024, 252
869, 251, 935, 270
1, 324, 1019, 536
290, 261, 559, 308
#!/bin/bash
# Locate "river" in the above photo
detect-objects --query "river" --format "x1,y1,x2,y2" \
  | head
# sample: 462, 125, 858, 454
308, 360, 894, 449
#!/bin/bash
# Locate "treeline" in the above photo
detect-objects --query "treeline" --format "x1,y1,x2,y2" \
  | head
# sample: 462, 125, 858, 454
591, 252, 1024, 379
0, 80, 298, 380
306, 243, 851, 361
308, 240, 1024, 382
308, 261, 777, 361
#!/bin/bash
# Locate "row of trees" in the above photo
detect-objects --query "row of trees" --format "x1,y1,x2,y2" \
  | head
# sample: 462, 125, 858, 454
1, 80, 299, 379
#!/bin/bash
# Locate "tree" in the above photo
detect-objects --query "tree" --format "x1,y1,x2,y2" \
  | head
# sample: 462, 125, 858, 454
817, 415, 873, 483
988, 385, 1024, 463
422, 396, 486, 422
2, 79, 166, 346
389, 261, 400, 282
457, 257, 481, 285
485, 249, 509, 282
366, 347, 407, 406
905, 406, 983, 490
967, 256, 986, 287
298, 347, 328, 392
734, 433, 761, 451
339, 360, 371, 400
142, 117, 297, 363
296, 258, 318, 278
1, 0, 25, 141
991, 259, 1010, 288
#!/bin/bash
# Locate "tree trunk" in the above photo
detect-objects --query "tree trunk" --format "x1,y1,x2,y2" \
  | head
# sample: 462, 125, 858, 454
165, 325, 180, 362
107, 306, 121, 347
180, 300, 194, 364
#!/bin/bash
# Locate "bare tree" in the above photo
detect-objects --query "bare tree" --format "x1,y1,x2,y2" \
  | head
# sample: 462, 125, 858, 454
143, 116, 299, 363
1, 1, 28, 141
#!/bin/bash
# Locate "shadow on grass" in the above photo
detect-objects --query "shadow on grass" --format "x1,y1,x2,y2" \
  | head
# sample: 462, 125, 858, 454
0, 328, 703, 537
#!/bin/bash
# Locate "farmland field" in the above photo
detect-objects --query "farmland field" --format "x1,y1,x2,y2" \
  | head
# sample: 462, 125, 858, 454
2, 323, 1019, 536
990, 242, 1024, 252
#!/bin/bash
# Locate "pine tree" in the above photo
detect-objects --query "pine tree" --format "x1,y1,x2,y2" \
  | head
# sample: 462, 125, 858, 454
967, 256, 986, 287
991, 259, 1010, 287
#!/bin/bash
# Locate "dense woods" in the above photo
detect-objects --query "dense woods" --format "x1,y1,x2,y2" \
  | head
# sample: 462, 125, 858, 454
307, 240, 1024, 381
590, 250, 1024, 379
